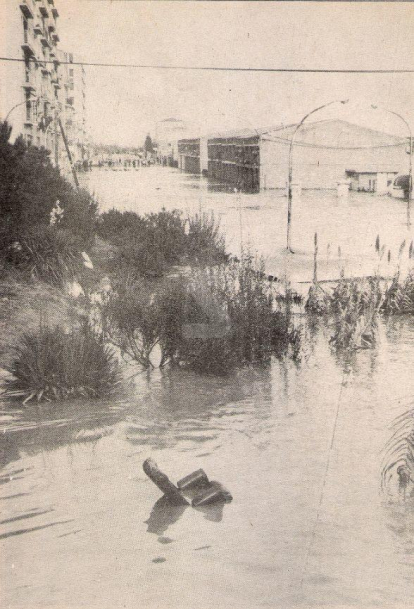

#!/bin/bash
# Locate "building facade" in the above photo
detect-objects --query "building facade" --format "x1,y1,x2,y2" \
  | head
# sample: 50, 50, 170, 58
259, 120, 408, 192
156, 118, 187, 166
177, 120, 409, 194
0, 1, 87, 175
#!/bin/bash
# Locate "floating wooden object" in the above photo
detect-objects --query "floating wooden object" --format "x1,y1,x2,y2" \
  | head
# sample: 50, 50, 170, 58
142, 458, 189, 505
192, 481, 233, 507
177, 469, 210, 491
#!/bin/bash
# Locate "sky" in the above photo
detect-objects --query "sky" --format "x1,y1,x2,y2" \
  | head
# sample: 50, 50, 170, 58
53, 0, 414, 146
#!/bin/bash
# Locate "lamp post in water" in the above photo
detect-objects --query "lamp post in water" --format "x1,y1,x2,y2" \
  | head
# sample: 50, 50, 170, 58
286, 99, 349, 253
371, 105, 412, 228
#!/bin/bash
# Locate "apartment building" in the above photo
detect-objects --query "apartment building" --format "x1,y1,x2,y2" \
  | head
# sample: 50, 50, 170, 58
57, 50, 87, 170
0, 1, 87, 173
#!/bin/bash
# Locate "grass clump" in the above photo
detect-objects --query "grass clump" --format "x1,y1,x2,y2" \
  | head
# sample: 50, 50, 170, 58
3, 322, 120, 403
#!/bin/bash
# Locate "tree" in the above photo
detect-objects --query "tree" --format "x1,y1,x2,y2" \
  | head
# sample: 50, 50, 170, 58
144, 134, 154, 154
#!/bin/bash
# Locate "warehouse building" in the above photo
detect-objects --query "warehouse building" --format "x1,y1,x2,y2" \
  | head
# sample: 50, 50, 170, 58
178, 137, 208, 174
177, 120, 408, 194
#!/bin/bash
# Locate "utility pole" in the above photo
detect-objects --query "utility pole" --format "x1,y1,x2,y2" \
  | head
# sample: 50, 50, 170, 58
286, 99, 349, 253
58, 117, 79, 189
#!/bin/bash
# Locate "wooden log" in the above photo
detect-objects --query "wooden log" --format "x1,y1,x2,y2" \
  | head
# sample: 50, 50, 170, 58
177, 469, 210, 491
192, 481, 233, 507
142, 458, 189, 505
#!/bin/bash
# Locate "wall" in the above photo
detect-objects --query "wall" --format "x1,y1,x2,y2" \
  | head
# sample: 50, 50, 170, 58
260, 120, 408, 190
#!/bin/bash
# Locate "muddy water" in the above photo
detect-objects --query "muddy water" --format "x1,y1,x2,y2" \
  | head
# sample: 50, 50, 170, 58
81, 166, 414, 282
1, 167, 414, 608
1, 319, 414, 608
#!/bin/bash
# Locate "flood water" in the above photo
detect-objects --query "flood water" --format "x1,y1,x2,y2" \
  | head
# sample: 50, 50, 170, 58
81, 165, 414, 282
1, 167, 414, 608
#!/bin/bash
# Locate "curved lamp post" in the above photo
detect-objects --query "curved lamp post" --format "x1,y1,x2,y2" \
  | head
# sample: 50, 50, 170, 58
287, 99, 349, 253
4, 91, 37, 124
371, 104, 412, 227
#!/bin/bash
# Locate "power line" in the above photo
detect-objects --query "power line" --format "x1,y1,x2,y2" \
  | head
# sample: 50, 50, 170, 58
261, 135, 408, 150
1, 56, 414, 73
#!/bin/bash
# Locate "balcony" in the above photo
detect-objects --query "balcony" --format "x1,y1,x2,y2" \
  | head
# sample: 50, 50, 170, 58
23, 73, 37, 91
34, 22, 42, 35
52, 7, 59, 18
52, 33, 60, 43
22, 36, 36, 57
20, 0, 35, 19
39, 4, 49, 17
40, 35, 50, 48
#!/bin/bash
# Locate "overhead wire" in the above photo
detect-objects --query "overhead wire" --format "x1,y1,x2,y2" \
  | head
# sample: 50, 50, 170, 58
1, 56, 414, 74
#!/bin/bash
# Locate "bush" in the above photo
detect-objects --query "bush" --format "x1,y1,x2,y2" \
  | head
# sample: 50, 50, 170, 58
97, 208, 228, 278
1, 226, 84, 287
100, 254, 301, 373
3, 323, 120, 403
0, 121, 98, 250
100, 276, 186, 368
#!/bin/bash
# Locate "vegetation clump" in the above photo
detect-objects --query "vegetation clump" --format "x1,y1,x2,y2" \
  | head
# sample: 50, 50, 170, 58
381, 408, 414, 498
97, 208, 228, 278
101, 254, 301, 373
0, 120, 98, 278
3, 323, 120, 404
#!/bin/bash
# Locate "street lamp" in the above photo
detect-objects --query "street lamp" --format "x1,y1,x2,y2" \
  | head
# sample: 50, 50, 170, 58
371, 104, 412, 227
4, 91, 37, 124
286, 99, 349, 253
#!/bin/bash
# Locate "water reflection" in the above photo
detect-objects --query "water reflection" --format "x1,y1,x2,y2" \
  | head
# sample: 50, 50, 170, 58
1, 320, 414, 607
145, 495, 188, 536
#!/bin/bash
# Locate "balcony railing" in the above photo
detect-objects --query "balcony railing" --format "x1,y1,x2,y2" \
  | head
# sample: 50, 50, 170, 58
39, 3, 49, 18
22, 29, 36, 57
20, 0, 35, 19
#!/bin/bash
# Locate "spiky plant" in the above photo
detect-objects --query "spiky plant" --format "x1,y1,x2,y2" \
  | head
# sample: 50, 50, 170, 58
3, 322, 120, 403
381, 409, 414, 498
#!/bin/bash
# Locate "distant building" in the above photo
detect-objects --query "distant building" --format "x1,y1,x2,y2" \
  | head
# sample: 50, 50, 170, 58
1, 0, 61, 155
57, 50, 88, 171
0, 1, 87, 176
177, 120, 409, 193
156, 118, 187, 166
178, 137, 208, 174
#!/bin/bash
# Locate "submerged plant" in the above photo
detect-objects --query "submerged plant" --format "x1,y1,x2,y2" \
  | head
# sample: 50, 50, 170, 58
3, 322, 120, 403
329, 277, 382, 350
381, 409, 414, 498
382, 271, 414, 315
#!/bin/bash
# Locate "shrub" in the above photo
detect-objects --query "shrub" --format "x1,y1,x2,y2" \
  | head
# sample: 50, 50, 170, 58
0, 121, 98, 250
186, 213, 228, 266
100, 255, 301, 373
97, 208, 228, 278
3, 323, 120, 403
1, 226, 84, 287
100, 276, 186, 368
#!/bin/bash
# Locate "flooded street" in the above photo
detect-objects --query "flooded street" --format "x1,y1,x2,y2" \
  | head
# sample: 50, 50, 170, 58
1, 320, 414, 608
81, 166, 414, 282
1, 167, 414, 608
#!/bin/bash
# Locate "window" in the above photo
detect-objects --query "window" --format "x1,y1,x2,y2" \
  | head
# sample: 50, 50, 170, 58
25, 90, 32, 121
